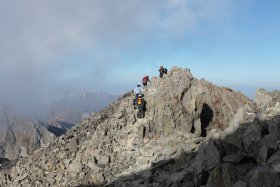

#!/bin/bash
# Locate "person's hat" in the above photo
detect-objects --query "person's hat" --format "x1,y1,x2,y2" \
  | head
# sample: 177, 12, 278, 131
137, 83, 141, 86
138, 94, 142, 97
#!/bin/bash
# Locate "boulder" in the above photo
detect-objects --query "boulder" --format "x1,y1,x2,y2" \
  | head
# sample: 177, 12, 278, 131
194, 140, 223, 175
247, 166, 280, 187
243, 123, 262, 155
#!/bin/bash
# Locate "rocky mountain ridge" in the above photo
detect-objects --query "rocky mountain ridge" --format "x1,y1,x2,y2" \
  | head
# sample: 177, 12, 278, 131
1, 67, 279, 186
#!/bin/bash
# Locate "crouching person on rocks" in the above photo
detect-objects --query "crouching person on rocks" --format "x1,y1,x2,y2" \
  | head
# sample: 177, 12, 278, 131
159, 66, 168, 78
136, 94, 146, 118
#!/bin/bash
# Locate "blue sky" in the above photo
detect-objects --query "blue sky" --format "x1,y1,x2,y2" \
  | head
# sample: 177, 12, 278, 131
104, 0, 280, 97
0, 0, 279, 100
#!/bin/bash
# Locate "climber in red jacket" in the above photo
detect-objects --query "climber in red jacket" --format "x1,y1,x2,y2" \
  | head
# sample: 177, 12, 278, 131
142, 75, 150, 86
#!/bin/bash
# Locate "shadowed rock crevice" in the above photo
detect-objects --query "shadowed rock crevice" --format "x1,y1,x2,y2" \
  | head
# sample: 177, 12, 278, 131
45, 125, 67, 137
197, 171, 210, 186
191, 103, 213, 137
200, 103, 213, 137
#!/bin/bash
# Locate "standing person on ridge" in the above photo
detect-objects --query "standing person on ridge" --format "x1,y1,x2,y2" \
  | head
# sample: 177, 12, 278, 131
142, 75, 150, 86
133, 83, 143, 108
159, 66, 168, 78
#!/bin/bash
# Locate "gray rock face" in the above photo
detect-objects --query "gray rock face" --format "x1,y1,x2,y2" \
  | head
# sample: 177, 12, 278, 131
0, 67, 267, 186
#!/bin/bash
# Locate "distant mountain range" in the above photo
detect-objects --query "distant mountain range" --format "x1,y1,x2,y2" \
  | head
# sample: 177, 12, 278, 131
0, 105, 57, 160
46, 90, 117, 124
0, 90, 117, 161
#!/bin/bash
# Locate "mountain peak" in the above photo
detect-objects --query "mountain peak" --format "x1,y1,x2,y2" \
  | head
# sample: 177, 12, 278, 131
2, 66, 278, 186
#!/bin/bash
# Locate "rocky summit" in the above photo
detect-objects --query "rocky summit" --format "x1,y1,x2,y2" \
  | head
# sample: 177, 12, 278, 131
0, 67, 279, 187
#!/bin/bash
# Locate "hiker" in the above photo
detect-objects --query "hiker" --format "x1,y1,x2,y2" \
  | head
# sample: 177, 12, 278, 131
159, 66, 168, 78
142, 75, 150, 86
136, 94, 146, 118
133, 83, 143, 108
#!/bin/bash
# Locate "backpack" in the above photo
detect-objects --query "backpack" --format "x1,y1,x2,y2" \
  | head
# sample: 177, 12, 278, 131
137, 98, 142, 105
163, 68, 168, 74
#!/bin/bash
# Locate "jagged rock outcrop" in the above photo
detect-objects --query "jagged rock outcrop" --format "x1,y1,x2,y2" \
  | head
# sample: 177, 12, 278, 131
255, 89, 280, 108
109, 89, 280, 187
255, 89, 280, 117
0, 67, 260, 186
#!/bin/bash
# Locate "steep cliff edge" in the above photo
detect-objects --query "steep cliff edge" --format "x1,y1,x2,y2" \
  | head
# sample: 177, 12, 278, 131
0, 67, 258, 186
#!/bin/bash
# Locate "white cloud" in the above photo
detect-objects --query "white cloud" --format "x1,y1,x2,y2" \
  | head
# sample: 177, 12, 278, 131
0, 0, 241, 104
158, 0, 236, 35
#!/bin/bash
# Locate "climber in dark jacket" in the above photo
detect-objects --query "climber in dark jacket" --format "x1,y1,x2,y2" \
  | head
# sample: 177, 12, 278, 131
159, 66, 168, 78
136, 94, 146, 118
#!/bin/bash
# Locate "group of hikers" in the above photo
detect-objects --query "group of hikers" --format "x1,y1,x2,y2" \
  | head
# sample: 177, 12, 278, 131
133, 66, 168, 118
